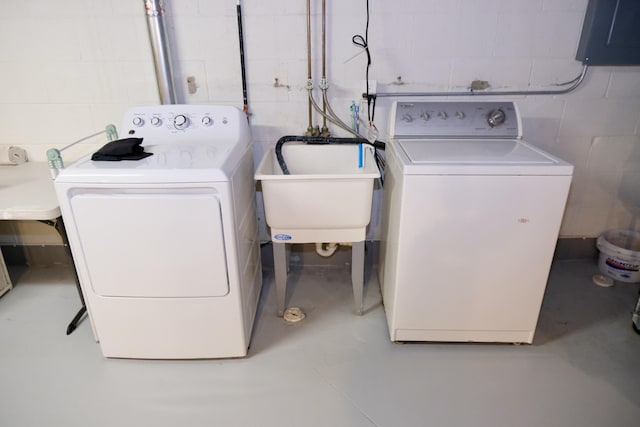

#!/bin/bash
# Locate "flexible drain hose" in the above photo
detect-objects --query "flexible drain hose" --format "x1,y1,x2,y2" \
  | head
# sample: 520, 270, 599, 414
275, 135, 383, 175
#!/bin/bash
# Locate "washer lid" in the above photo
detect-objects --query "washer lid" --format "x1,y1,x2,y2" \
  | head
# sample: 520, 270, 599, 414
395, 139, 574, 175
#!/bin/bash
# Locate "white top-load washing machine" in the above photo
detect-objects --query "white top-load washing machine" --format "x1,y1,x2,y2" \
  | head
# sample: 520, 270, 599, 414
379, 101, 573, 344
55, 105, 262, 359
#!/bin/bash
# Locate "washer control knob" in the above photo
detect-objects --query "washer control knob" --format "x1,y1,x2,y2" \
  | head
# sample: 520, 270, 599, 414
150, 117, 162, 127
202, 116, 213, 126
173, 114, 190, 130
401, 114, 413, 123
487, 109, 506, 127
420, 112, 430, 121
456, 111, 465, 120
132, 117, 144, 127
437, 111, 448, 120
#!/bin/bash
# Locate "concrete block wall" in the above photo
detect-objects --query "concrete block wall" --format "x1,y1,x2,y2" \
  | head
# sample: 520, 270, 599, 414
1, 0, 639, 243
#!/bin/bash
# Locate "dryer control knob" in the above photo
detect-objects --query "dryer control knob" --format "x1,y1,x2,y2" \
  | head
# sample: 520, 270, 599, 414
132, 117, 144, 127
437, 111, 448, 120
487, 109, 506, 127
173, 114, 190, 130
401, 114, 413, 123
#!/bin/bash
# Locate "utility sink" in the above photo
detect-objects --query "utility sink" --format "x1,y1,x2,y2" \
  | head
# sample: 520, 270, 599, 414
255, 142, 380, 317
255, 142, 380, 244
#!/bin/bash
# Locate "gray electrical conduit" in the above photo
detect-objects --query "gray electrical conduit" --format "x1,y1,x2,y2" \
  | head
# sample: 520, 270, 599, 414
372, 64, 589, 98
307, 65, 588, 146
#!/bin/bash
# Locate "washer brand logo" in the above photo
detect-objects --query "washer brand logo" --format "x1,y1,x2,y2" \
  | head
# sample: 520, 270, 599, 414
606, 257, 640, 272
274, 234, 292, 241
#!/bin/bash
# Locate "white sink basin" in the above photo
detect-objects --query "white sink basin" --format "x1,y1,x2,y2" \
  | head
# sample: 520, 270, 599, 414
255, 142, 380, 243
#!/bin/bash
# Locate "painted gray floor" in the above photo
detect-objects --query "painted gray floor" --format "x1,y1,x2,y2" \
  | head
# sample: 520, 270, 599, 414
1, 250, 639, 427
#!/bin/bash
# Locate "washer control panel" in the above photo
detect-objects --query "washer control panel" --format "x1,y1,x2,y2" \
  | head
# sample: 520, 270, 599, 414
389, 101, 521, 139
122, 104, 246, 144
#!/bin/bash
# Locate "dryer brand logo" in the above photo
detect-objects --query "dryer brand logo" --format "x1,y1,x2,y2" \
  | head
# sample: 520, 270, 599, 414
605, 257, 640, 272
274, 234, 292, 241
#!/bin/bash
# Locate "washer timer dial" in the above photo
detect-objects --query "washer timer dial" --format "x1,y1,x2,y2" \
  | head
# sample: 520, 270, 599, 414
487, 109, 506, 128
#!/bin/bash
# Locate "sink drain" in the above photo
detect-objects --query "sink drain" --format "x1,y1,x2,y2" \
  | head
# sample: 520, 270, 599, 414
283, 307, 306, 323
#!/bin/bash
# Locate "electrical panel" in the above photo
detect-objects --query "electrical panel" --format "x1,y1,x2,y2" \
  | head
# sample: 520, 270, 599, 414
576, 0, 640, 65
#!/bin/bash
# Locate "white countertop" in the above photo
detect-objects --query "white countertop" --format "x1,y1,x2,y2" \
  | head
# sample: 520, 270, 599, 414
0, 162, 60, 220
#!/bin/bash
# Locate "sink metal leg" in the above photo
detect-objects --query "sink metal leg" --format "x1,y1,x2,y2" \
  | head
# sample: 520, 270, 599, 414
352, 240, 365, 315
0, 248, 12, 297
273, 241, 288, 317
273, 241, 364, 316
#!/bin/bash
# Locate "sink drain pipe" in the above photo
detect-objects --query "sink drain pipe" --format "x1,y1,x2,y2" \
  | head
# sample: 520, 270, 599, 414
144, 0, 177, 104
315, 242, 353, 257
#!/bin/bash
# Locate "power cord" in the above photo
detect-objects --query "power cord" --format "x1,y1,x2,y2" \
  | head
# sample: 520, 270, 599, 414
351, 0, 378, 142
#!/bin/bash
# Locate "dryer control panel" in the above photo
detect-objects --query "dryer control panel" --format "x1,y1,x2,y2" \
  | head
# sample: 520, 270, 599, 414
389, 101, 521, 139
122, 104, 249, 145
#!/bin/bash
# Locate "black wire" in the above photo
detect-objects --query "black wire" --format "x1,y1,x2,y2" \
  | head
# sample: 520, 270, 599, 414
370, 95, 376, 123
351, 0, 386, 185
352, 0, 374, 124
236, 1, 248, 114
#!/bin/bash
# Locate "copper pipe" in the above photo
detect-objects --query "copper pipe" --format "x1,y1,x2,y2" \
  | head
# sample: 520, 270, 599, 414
307, 0, 312, 82
306, 0, 313, 134
321, 0, 328, 135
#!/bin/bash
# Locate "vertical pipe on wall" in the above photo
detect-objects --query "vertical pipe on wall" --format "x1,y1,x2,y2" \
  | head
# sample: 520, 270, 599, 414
320, 0, 329, 136
144, 0, 177, 104
236, 0, 249, 115
305, 0, 315, 135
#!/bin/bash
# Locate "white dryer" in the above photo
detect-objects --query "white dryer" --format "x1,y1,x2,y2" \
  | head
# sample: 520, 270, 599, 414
379, 101, 573, 344
55, 105, 262, 359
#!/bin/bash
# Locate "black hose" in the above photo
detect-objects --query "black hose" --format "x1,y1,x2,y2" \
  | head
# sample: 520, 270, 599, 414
236, 1, 249, 114
275, 135, 384, 175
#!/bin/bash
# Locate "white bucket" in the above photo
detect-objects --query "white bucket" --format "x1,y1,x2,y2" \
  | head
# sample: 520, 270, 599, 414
596, 229, 640, 283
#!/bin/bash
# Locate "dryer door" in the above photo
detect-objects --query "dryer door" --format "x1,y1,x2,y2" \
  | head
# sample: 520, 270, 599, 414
68, 187, 229, 298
